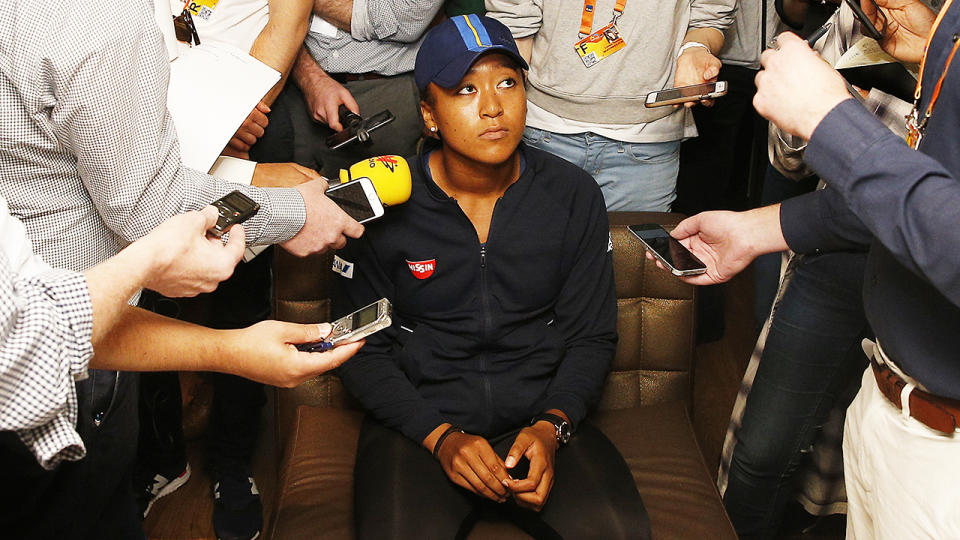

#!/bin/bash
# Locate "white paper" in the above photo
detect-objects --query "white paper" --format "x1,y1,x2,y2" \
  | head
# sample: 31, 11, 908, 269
167, 41, 280, 173
835, 37, 919, 79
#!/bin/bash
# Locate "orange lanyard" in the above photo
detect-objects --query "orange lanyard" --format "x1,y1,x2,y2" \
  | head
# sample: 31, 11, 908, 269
913, 0, 958, 118
580, 0, 627, 36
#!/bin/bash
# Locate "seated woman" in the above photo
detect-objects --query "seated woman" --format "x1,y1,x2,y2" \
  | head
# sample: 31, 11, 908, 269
332, 14, 651, 540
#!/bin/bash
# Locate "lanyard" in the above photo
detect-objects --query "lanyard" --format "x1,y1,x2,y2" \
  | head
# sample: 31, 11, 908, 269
580, 0, 626, 36
906, 0, 958, 148
913, 0, 959, 120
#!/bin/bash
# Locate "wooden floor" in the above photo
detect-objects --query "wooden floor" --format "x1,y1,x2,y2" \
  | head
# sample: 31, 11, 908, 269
145, 269, 844, 540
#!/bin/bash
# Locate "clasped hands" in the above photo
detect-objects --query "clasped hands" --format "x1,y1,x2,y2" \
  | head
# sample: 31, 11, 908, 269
430, 421, 560, 512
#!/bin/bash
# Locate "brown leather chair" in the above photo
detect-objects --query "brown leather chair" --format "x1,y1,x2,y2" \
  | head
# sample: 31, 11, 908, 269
267, 212, 736, 539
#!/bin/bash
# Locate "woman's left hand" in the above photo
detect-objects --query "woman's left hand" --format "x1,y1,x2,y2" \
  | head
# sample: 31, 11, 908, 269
503, 423, 558, 511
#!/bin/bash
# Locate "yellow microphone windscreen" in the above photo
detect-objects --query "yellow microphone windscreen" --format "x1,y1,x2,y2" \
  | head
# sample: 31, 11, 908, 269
340, 155, 412, 206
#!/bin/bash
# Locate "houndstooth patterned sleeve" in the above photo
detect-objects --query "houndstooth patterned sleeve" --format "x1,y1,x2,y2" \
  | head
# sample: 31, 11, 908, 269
0, 252, 93, 470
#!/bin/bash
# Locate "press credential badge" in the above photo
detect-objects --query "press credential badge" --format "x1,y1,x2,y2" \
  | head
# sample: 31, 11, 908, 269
574, 0, 627, 68
182, 0, 219, 21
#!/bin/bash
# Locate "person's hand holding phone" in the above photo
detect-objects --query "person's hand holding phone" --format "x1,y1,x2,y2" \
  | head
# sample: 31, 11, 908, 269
432, 428, 512, 503
502, 422, 558, 512
281, 177, 365, 256
674, 44, 722, 108
645, 206, 788, 286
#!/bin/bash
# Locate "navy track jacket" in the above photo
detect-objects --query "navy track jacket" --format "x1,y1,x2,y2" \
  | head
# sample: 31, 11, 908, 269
332, 142, 618, 444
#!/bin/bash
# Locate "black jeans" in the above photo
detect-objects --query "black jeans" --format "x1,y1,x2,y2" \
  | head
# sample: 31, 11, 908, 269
354, 418, 651, 540
724, 251, 870, 538
137, 250, 272, 477
274, 74, 423, 176
1, 370, 144, 540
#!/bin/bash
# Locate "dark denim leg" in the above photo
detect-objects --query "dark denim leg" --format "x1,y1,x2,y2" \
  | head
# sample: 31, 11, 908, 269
753, 165, 819, 330
725, 251, 870, 539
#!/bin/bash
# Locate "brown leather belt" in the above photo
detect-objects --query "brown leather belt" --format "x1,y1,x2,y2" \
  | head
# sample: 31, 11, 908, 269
330, 72, 388, 83
871, 359, 960, 433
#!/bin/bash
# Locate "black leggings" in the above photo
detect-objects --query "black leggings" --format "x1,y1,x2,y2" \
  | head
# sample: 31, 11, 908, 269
353, 418, 651, 540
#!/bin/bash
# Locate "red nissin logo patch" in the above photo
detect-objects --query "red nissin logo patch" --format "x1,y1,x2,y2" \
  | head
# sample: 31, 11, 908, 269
406, 259, 436, 279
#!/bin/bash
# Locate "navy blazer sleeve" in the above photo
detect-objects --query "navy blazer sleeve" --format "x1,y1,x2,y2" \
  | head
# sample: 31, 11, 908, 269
781, 98, 960, 306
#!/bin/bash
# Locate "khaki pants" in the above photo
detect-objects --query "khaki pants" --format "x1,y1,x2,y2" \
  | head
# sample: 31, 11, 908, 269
843, 341, 960, 539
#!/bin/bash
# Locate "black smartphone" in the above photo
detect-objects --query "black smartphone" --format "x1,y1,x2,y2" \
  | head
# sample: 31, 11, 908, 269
628, 224, 707, 276
325, 108, 396, 149
209, 190, 259, 237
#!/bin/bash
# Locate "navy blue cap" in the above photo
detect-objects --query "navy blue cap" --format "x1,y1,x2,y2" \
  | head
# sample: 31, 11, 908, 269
414, 14, 529, 93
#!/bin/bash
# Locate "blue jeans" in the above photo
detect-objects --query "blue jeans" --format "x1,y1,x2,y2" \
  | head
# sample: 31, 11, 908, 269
522, 127, 681, 212
724, 251, 871, 539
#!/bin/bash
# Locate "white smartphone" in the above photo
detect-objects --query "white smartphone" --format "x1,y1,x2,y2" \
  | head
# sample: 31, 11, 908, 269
296, 298, 392, 352
628, 224, 707, 277
644, 81, 728, 108
325, 176, 385, 223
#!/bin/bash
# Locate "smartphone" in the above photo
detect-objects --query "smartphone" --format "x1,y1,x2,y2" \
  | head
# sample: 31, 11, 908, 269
325, 176, 385, 223
209, 190, 259, 237
296, 298, 392, 352
628, 224, 707, 276
325, 108, 396, 150
644, 81, 728, 108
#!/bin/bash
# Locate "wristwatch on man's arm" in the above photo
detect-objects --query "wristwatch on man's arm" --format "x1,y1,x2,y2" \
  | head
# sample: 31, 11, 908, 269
530, 412, 573, 446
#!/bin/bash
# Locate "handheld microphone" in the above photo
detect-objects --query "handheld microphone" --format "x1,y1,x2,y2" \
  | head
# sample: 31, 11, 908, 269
337, 155, 412, 206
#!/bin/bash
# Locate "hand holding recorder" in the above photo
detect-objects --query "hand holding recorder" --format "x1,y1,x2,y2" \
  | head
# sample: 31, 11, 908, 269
297, 298, 392, 353
128, 205, 246, 298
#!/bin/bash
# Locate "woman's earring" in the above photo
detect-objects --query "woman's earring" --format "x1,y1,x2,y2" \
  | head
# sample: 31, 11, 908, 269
430, 126, 437, 132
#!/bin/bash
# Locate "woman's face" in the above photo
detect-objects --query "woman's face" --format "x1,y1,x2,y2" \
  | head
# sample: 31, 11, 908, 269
421, 53, 526, 166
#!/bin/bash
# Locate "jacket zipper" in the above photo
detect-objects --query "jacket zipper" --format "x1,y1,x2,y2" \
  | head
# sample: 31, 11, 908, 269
478, 201, 502, 429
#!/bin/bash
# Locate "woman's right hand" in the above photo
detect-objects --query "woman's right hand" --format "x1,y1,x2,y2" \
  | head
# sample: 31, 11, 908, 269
433, 430, 512, 503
